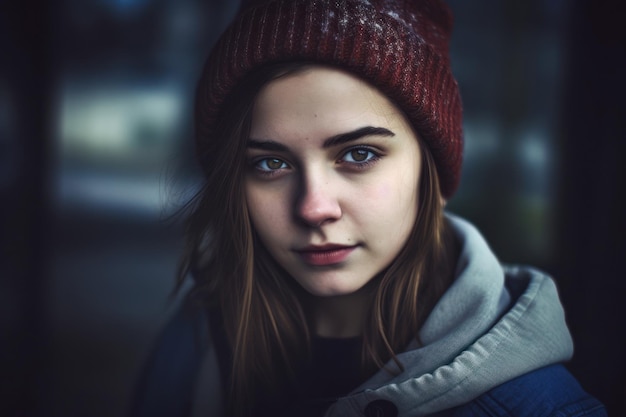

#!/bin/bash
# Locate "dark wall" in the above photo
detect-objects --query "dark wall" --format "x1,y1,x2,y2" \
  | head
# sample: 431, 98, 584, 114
555, 0, 626, 414
0, 1, 54, 416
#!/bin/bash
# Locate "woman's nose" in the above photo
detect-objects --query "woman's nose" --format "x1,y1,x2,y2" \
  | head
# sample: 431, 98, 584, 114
295, 175, 342, 227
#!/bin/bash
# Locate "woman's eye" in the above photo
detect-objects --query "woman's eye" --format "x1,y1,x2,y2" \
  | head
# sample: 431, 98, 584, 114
256, 158, 288, 171
342, 148, 377, 164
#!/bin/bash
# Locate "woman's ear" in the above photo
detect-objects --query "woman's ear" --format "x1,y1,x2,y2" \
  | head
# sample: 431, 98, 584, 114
440, 196, 447, 207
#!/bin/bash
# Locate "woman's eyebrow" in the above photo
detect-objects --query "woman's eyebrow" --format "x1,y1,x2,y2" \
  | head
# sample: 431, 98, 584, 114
247, 139, 289, 151
247, 126, 394, 151
323, 126, 394, 148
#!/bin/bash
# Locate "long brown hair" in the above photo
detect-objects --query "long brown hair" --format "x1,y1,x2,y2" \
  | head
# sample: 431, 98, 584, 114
177, 62, 457, 416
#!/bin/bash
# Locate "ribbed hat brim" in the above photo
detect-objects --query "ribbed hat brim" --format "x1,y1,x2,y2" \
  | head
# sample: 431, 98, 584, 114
196, 0, 463, 197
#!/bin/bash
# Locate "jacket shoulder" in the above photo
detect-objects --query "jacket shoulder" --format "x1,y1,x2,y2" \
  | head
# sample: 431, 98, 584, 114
128, 304, 210, 417
441, 365, 607, 417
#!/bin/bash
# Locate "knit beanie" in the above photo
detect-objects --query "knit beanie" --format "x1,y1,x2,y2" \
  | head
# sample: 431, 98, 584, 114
196, 0, 463, 198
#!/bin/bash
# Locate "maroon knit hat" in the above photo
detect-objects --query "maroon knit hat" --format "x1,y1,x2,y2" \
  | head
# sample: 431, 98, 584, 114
196, 0, 463, 198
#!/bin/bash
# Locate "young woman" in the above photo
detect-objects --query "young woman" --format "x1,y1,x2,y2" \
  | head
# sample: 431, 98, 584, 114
131, 1, 606, 416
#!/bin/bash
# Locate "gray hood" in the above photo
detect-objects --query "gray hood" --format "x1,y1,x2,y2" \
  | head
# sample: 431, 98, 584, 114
324, 214, 574, 416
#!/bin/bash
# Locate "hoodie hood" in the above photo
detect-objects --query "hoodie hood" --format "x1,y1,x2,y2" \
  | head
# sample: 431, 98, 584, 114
324, 214, 574, 416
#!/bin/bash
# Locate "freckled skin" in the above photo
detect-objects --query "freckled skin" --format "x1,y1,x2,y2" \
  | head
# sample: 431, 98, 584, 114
245, 67, 422, 299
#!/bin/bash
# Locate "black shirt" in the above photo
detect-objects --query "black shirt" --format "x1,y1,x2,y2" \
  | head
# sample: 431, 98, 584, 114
209, 309, 365, 416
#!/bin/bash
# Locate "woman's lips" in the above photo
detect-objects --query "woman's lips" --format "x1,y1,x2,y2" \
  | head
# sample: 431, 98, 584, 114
295, 245, 357, 266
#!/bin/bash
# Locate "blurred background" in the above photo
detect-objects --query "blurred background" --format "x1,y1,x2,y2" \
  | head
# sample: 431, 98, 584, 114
1, 0, 624, 416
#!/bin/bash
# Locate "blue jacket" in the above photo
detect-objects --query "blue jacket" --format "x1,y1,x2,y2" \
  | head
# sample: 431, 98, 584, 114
428, 365, 605, 417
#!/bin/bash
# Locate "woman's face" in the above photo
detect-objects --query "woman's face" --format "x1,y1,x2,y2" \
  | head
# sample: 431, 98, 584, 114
245, 66, 422, 297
